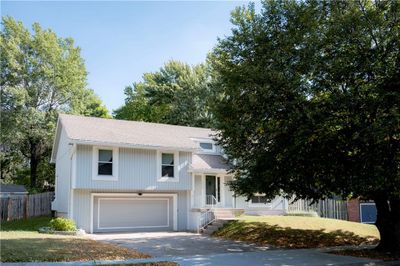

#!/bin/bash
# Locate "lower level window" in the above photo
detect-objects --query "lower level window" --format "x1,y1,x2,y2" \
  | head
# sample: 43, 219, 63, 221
251, 195, 270, 204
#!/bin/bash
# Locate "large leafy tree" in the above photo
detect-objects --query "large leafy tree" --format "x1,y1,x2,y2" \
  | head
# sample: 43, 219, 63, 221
210, 0, 400, 251
1, 17, 109, 188
114, 60, 213, 127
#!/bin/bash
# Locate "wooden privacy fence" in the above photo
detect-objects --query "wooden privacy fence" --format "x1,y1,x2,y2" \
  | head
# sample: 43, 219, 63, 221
0, 192, 54, 221
288, 198, 348, 220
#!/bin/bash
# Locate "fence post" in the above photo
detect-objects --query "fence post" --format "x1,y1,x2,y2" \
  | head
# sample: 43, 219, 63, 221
24, 195, 29, 219
7, 197, 12, 221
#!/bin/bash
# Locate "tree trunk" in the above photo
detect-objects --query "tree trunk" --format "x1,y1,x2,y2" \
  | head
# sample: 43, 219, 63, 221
374, 196, 400, 253
390, 198, 400, 253
30, 148, 38, 188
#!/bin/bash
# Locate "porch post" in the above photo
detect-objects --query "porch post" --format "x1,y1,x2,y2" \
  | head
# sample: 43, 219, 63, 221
201, 174, 205, 207
220, 175, 225, 208
191, 173, 194, 208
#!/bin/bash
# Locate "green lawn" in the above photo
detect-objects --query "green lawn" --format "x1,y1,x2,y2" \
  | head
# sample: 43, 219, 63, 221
0, 216, 150, 262
213, 215, 380, 249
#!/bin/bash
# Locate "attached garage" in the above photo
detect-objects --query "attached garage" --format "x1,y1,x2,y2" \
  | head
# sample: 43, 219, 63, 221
91, 193, 177, 233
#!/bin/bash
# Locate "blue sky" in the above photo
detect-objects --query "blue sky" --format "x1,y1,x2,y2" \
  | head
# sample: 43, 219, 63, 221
2, 1, 254, 112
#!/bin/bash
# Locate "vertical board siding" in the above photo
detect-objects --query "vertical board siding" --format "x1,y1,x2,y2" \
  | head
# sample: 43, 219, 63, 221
76, 145, 192, 190
193, 175, 203, 208
72, 190, 91, 232
177, 191, 188, 230
223, 176, 234, 208
54, 127, 71, 213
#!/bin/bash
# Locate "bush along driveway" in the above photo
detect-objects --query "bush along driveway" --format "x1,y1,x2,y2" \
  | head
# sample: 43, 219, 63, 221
0, 216, 150, 262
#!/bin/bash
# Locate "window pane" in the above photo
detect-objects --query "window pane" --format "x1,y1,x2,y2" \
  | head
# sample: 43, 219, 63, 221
259, 196, 269, 204
98, 162, 112, 175
162, 153, 174, 165
200, 142, 213, 150
251, 196, 260, 203
161, 165, 174, 177
99, 150, 113, 162
251, 196, 269, 204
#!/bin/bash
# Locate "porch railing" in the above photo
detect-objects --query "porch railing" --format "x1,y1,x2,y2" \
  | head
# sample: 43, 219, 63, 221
206, 194, 217, 207
198, 195, 218, 233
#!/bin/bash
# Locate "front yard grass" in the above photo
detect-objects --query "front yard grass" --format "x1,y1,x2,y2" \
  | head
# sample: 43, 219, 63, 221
0, 216, 150, 262
213, 215, 380, 249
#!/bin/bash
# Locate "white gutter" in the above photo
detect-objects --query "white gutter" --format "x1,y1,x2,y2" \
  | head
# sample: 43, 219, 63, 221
188, 168, 228, 174
70, 139, 198, 152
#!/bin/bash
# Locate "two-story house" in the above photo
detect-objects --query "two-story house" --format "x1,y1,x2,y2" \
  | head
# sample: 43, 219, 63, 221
51, 114, 287, 233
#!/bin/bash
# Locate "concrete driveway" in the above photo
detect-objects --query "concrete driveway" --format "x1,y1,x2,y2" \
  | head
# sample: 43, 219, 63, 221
88, 232, 385, 266
90, 232, 271, 257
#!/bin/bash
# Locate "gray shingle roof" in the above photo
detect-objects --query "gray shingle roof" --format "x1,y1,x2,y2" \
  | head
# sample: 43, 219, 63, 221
59, 114, 215, 150
191, 154, 231, 171
0, 184, 27, 193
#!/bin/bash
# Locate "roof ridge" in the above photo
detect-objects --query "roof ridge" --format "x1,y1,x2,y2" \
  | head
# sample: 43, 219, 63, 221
59, 113, 213, 131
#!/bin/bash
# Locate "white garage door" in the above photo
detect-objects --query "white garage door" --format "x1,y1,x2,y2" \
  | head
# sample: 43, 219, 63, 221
93, 195, 175, 232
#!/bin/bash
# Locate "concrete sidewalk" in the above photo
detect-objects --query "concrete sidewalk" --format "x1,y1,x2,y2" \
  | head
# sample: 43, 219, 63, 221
3, 249, 397, 266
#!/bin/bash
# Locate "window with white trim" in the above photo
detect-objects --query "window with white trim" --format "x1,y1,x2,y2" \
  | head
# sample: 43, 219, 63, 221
157, 151, 179, 181
200, 142, 213, 151
92, 147, 118, 181
199, 141, 216, 153
98, 149, 113, 175
161, 153, 174, 177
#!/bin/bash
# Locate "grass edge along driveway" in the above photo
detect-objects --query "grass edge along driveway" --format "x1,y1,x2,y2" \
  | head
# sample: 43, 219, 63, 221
0, 216, 150, 262
213, 215, 380, 249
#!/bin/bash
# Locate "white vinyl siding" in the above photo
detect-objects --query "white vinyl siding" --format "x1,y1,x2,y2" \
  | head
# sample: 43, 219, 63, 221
75, 145, 191, 190
53, 126, 71, 215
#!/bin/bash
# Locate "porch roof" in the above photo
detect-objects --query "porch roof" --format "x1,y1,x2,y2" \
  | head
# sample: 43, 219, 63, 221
190, 154, 231, 174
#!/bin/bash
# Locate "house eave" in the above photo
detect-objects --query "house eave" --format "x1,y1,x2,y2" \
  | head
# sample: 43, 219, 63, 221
50, 117, 62, 164
188, 168, 229, 174
70, 139, 197, 152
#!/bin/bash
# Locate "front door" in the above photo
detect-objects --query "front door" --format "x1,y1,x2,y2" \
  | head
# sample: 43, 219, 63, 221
205, 175, 220, 205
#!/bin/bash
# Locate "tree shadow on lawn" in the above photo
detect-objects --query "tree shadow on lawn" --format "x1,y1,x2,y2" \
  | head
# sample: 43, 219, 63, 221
1, 237, 150, 262
213, 221, 379, 249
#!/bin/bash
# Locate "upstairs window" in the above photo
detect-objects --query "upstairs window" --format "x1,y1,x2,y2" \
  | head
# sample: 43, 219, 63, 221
161, 153, 174, 177
200, 142, 213, 151
98, 149, 113, 175
92, 147, 118, 181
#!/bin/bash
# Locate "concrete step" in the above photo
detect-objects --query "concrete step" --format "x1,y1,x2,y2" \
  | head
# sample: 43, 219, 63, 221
214, 214, 235, 219
210, 221, 227, 227
206, 225, 220, 230
201, 219, 230, 235
203, 227, 218, 235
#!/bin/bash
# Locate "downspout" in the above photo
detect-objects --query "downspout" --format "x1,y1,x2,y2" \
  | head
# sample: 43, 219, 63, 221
68, 143, 76, 220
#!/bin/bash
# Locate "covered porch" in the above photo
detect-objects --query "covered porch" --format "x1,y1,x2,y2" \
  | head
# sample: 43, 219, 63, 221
189, 153, 238, 209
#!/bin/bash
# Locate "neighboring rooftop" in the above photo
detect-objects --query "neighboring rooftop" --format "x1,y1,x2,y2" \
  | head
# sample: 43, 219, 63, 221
0, 184, 27, 194
58, 114, 215, 150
